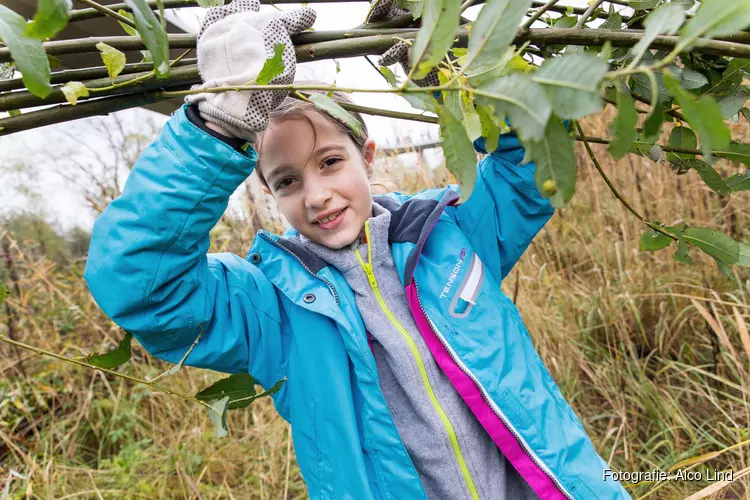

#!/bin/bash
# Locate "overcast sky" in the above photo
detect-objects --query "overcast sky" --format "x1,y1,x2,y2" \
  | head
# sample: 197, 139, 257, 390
0, 0, 596, 232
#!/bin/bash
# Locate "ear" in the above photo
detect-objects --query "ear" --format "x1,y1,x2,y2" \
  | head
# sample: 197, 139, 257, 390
362, 138, 376, 179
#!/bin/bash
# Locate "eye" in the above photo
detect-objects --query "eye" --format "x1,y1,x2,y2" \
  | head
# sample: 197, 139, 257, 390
323, 157, 341, 168
275, 177, 295, 190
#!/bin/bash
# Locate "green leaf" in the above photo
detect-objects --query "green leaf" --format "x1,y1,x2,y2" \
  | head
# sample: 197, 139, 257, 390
683, 227, 739, 265
704, 59, 750, 95
444, 91, 481, 141
197, 0, 225, 7
630, 0, 659, 9
256, 43, 285, 85
60, 81, 89, 105
608, 85, 638, 160
667, 126, 697, 160
726, 171, 750, 191
739, 242, 750, 268
24, 0, 71, 40
307, 93, 365, 138
0, 280, 7, 305
0, 5, 52, 98
8, 109, 21, 116
85, 332, 133, 369
630, 71, 671, 105
408, 0, 460, 80
674, 159, 731, 195
600, 10, 622, 30
674, 234, 693, 265
663, 72, 730, 160
117, 9, 138, 36
714, 88, 750, 119
124, 0, 170, 78
671, 0, 694, 9
196, 373, 257, 410
465, 0, 532, 75
640, 228, 672, 251
206, 396, 230, 438
475, 73, 551, 142
526, 116, 576, 208
714, 142, 750, 168
681, 69, 708, 90
679, 0, 750, 49
630, 3, 685, 63
96, 42, 126, 79
533, 53, 608, 120
379, 66, 398, 88
644, 105, 666, 138
436, 104, 478, 202
742, 108, 750, 124
477, 104, 502, 153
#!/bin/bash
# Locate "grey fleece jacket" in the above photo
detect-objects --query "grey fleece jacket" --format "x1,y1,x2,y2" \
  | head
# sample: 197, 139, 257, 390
300, 202, 539, 500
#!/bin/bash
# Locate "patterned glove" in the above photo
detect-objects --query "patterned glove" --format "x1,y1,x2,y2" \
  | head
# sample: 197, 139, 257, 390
186, 0, 316, 141
379, 41, 440, 88
365, 0, 409, 23
366, 1, 439, 88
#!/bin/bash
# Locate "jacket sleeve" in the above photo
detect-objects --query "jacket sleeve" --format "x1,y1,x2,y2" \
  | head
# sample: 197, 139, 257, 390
452, 133, 555, 284
84, 105, 285, 379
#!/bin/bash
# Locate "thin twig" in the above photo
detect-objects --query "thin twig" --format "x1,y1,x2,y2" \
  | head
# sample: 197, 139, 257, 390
576, 122, 677, 241
460, 0, 480, 12
0, 334, 209, 406
521, 0, 560, 31
75, 0, 137, 28
576, 0, 606, 28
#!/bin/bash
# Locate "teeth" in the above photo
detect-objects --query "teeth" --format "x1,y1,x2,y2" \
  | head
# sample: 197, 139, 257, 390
318, 210, 342, 224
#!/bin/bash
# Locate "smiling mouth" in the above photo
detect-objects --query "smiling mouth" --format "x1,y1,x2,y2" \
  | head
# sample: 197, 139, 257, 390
315, 208, 347, 230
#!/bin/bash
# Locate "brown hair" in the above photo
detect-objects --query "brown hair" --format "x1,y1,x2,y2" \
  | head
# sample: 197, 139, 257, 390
254, 86, 369, 188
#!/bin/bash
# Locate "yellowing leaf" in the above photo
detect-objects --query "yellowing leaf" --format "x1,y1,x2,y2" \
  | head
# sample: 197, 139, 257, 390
96, 42, 127, 79
60, 81, 88, 105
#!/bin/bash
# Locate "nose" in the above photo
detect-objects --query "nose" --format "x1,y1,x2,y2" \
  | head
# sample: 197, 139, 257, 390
304, 176, 333, 210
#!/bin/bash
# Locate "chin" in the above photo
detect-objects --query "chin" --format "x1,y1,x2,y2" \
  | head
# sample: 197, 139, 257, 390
310, 226, 359, 250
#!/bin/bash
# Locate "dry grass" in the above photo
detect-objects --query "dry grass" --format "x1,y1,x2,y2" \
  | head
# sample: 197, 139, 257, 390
1, 111, 750, 499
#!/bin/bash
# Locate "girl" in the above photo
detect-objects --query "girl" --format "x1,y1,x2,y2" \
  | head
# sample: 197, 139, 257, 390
84, 1, 630, 499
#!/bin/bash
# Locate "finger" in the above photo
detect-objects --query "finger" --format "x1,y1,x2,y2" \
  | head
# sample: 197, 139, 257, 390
200, 0, 261, 37
279, 7, 317, 35
365, 0, 393, 23
378, 42, 409, 67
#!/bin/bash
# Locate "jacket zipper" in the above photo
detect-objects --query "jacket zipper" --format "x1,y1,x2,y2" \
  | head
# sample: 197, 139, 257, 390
258, 231, 340, 304
354, 221, 480, 500
412, 280, 574, 500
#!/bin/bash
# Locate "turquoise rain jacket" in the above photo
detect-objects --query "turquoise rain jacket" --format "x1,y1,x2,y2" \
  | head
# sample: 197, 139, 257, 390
85, 105, 631, 500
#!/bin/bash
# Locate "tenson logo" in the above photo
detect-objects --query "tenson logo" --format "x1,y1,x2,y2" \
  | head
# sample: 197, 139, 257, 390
440, 248, 467, 299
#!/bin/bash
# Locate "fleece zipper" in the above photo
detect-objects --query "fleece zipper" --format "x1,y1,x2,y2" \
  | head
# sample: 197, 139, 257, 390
354, 220, 480, 500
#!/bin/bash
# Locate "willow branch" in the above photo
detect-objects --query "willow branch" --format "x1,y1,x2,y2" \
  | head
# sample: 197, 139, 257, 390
70, 0, 369, 23
0, 334, 208, 406
74, 0, 137, 28
4, 27, 749, 65
0, 58, 196, 93
521, 0, 560, 31
0, 90, 184, 136
0, 65, 196, 111
575, 0, 605, 28
576, 122, 677, 240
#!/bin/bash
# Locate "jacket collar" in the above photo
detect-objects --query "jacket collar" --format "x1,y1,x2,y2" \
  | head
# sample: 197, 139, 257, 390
259, 190, 459, 283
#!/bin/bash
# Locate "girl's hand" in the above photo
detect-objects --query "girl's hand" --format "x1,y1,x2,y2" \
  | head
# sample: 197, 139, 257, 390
186, 0, 316, 142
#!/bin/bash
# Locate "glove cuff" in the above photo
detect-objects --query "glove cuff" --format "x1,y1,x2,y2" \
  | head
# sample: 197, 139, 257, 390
197, 101, 260, 143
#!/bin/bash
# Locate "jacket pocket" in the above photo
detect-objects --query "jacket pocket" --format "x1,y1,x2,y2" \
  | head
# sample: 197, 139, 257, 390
449, 252, 485, 318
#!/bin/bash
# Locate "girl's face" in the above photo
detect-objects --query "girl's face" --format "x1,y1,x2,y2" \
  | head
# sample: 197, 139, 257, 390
258, 110, 376, 249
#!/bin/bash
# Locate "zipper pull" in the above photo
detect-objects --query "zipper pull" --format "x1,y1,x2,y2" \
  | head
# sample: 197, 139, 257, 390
363, 263, 379, 290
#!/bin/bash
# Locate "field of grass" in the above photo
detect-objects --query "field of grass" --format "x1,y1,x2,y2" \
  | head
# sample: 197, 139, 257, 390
1, 112, 750, 499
